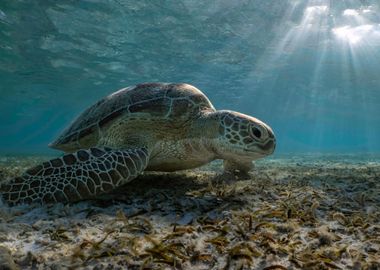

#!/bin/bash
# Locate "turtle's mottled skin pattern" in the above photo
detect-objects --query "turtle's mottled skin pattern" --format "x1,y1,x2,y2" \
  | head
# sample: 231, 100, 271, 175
1, 83, 276, 205
2, 148, 148, 204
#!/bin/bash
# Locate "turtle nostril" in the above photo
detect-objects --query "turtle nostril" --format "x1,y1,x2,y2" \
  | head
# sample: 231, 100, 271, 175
268, 129, 275, 139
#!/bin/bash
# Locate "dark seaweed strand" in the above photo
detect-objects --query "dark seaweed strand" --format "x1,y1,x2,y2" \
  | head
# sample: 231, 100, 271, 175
0, 147, 149, 205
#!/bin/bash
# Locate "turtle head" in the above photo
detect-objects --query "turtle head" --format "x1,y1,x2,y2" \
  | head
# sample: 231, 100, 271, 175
213, 110, 276, 161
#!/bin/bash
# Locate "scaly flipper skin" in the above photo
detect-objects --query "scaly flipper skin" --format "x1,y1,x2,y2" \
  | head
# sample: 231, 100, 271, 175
0, 147, 148, 205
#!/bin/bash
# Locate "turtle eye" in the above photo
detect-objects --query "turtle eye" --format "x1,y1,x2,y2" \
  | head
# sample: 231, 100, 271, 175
251, 126, 262, 139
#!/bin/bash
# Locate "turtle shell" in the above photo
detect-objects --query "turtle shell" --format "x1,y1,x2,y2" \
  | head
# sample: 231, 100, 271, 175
50, 83, 215, 151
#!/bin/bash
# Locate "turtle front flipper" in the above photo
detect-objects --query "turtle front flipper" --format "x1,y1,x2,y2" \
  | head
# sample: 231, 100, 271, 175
0, 147, 149, 205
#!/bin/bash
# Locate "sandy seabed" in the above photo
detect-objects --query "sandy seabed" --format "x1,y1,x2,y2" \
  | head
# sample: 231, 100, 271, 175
0, 155, 379, 270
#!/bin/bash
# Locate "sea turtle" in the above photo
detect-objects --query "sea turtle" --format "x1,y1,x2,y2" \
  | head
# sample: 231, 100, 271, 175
0, 83, 276, 205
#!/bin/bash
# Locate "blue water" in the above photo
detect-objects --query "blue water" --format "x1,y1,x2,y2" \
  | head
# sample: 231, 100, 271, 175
1, 0, 380, 155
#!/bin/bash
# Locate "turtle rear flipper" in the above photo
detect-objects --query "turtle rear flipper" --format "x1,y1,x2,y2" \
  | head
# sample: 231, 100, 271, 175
0, 147, 148, 205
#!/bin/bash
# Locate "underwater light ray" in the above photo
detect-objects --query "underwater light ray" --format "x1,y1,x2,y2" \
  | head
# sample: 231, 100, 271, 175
278, 1, 331, 117
239, 0, 336, 129
242, 0, 309, 97
331, 2, 380, 152
276, 1, 330, 59
347, 48, 372, 152
241, 0, 378, 151
306, 1, 332, 148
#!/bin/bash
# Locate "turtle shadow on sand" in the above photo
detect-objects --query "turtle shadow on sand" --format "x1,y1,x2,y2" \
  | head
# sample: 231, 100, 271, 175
91, 171, 212, 205
84, 170, 251, 223
97, 170, 249, 200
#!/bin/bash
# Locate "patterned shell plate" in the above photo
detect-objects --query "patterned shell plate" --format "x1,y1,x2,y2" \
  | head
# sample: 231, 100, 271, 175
52, 83, 215, 147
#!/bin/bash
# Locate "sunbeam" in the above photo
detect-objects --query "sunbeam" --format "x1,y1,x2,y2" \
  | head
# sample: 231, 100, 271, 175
240, 0, 380, 152
1, 0, 380, 155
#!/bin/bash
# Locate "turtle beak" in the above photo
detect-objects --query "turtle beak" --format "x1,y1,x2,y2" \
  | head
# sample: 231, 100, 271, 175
259, 128, 276, 155
261, 139, 276, 154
